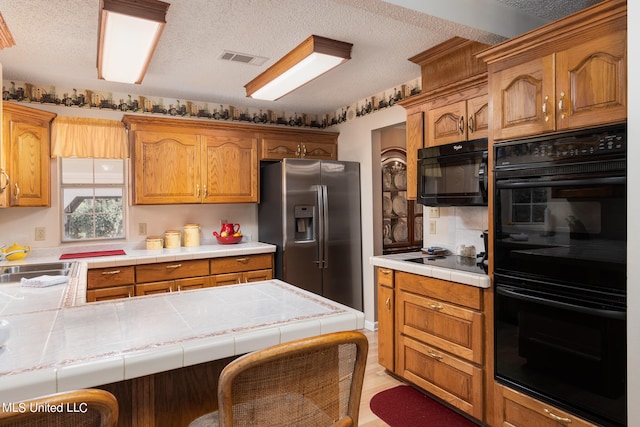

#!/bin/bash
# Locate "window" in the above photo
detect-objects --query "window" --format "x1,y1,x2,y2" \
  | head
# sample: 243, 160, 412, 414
61, 158, 126, 242
511, 188, 548, 224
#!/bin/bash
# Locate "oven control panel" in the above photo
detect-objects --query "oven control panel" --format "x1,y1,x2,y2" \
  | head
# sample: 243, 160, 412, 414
495, 125, 626, 166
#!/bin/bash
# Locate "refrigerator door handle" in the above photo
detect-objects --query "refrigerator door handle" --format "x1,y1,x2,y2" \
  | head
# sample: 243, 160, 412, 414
321, 184, 329, 269
314, 185, 324, 268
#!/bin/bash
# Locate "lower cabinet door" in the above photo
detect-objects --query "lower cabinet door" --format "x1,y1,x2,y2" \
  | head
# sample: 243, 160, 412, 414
135, 280, 174, 296
87, 285, 135, 302
244, 269, 273, 282
176, 276, 211, 291
397, 334, 483, 420
211, 272, 243, 287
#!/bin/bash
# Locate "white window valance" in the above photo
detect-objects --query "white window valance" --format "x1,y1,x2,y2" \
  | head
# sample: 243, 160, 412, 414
51, 117, 128, 159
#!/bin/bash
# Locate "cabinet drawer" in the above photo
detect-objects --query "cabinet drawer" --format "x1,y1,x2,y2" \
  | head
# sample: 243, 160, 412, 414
377, 267, 394, 288
396, 271, 482, 310
244, 269, 272, 282
87, 285, 134, 302
499, 385, 598, 427
210, 254, 272, 274
87, 266, 135, 289
398, 334, 483, 420
136, 259, 209, 283
398, 290, 483, 364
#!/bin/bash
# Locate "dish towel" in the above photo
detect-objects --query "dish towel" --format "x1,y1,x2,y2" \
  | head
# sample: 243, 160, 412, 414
20, 275, 70, 288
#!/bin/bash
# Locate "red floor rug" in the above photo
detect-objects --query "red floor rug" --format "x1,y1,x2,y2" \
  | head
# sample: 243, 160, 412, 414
370, 385, 479, 427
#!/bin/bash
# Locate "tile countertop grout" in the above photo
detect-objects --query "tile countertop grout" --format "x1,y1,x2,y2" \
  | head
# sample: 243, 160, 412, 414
0, 242, 365, 403
370, 252, 491, 288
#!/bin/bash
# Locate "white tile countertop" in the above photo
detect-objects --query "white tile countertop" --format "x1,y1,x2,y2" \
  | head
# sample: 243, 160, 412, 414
0, 243, 365, 403
370, 251, 491, 288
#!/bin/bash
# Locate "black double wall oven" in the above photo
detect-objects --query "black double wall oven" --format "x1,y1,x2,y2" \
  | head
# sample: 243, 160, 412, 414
493, 125, 627, 427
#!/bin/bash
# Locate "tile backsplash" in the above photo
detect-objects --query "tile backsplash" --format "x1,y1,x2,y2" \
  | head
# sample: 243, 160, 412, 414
422, 206, 488, 254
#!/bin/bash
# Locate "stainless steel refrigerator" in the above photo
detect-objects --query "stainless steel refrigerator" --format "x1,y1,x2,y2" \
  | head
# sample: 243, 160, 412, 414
259, 159, 363, 311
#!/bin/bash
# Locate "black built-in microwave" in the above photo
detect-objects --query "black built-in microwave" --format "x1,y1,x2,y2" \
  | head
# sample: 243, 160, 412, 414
417, 138, 488, 206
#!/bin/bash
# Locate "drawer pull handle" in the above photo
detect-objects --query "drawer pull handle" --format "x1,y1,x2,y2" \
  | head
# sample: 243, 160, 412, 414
385, 297, 391, 311
544, 409, 572, 423
380, 268, 392, 275
236, 258, 249, 264
428, 303, 443, 310
428, 351, 443, 360
166, 264, 182, 269
101, 270, 121, 275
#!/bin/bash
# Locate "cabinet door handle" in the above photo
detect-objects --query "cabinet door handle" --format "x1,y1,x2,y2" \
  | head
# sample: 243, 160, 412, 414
296, 143, 302, 157
301, 144, 307, 158
544, 408, 572, 423
203, 184, 208, 198
127, 291, 132, 298
196, 184, 200, 197
458, 116, 465, 134
235, 257, 249, 264
237, 278, 241, 284
380, 268, 392, 275
166, 264, 182, 269
558, 92, 566, 119
542, 95, 550, 122
14, 183, 20, 199
101, 270, 121, 275
428, 303, 444, 310
468, 115, 475, 133
0, 168, 9, 194
385, 297, 391, 311
428, 351, 443, 360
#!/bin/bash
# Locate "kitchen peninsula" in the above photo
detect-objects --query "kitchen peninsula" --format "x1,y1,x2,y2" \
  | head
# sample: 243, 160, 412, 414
0, 243, 364, 426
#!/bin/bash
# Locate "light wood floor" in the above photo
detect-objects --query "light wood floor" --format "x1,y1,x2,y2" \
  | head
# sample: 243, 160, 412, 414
358, 328, 406, 426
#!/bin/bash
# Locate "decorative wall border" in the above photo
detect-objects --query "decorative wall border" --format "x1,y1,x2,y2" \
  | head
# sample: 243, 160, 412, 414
2, 78, 421, 128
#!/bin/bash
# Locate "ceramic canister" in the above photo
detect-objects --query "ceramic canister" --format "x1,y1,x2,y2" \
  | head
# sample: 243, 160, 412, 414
164, 230, 181, 248
183, 224, 200, 247
146, 236, 164, 250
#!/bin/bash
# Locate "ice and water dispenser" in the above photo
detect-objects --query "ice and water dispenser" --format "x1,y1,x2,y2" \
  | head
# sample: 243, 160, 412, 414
294, 205, 314, 242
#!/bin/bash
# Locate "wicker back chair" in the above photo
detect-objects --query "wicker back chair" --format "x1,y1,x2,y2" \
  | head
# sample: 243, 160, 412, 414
0, 388, 118, 427
190, 330, 368, 427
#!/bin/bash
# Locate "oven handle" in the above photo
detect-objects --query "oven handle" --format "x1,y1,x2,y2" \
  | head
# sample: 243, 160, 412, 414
478, 151, 488, 202
496, 286, 626, 320
496, 176, 625, 189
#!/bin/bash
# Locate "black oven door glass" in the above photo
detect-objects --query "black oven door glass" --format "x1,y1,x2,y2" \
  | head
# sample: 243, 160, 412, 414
495, 276, 627, 427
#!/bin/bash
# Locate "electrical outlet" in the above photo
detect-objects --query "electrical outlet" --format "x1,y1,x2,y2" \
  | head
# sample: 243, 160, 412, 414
429, 220, 436, 234
138, 223, 147, 235
428, 207, 440, 218
35, 227, 46, 241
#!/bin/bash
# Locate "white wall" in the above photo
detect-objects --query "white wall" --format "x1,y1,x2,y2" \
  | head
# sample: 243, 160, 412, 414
626, 2, 638, 425
333, 105, 410, 328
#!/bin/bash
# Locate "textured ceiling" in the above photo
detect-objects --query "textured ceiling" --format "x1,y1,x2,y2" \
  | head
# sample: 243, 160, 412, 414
0, 0, 602, 116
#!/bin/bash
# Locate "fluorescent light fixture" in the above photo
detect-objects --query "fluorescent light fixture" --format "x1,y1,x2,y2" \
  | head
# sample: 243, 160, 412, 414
245, 35, 352, 101
97, 0, 170, 84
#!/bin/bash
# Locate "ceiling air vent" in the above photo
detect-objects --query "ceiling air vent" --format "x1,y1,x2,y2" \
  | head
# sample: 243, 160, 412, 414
218, 50, 268, 66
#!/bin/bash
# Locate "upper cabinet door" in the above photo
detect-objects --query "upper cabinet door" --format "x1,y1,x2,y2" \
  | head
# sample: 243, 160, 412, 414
132, 130, 201, 204
202, 132, 258, 203
427, 100, 467, 146
490, 55, 555, 141
405, 109, 424, 201
466, 93, 489, 140
555, 30, 627, 130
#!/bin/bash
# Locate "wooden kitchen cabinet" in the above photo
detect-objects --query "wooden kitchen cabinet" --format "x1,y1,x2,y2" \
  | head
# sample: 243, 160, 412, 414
376, 267, 395, 372
426, 91, 488, 146
260, 130, 338, 161
1, 103, 56, 208
495, 385, 598, 427
479, 0, 627, 141
135, 259, 210, 295
210, 253, 273, 286
394, 271, 484, 420
202, 131, 258, 203
124, 115, 259, 205
86, 266, 136, 302
130, 130, 201, 204
399, 37, 489, 200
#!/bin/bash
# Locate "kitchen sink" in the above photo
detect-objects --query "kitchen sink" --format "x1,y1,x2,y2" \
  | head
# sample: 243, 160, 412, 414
0, 262, 74, 283
1, 262, 73, 274
0, 270, 70, 283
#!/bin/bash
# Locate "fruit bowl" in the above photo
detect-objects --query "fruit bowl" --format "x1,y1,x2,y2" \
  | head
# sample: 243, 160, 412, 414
214, 233, 242, 244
